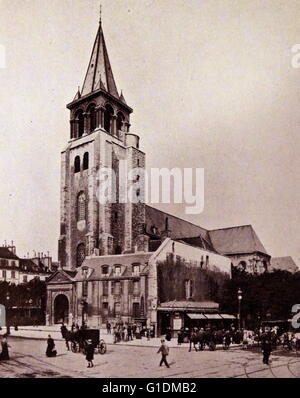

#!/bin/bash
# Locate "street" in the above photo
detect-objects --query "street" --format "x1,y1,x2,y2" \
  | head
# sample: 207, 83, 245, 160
1, 337, 300, 378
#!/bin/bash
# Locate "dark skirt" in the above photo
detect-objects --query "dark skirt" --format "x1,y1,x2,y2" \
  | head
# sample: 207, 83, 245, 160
86, 345, 94, 361
0, 343, 9, 360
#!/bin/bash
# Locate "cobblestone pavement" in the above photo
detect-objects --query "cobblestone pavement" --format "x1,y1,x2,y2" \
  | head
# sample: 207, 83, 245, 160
1, 337, 300, 378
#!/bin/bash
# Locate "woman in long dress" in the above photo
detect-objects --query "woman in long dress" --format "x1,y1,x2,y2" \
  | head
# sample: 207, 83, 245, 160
85, 339, 94, 368
0, 335, 10, 360
46, 334, 57, 357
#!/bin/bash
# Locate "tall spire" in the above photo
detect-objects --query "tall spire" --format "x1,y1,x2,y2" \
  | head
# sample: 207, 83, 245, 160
81, 14, 119, 99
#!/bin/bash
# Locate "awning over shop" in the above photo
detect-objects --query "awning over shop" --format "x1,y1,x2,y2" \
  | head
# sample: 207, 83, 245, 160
204, 314, 223, 320
187, 313, 207, 320
187, 313, 235, 320
220, 314, 236, 320
158, 300, 219, 312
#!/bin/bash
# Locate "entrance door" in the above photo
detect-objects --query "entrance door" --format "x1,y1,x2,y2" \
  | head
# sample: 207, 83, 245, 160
159, 312, 171, 335
54, 294, 69, 324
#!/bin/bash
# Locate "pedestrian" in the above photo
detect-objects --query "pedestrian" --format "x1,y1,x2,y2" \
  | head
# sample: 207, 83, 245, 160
46, 334, 57, 357
223, 331, 231, 350
261, 338, 272, 365
122, 326, 126, 341
0, 334, 10, 360
85, 339, 94, 368
157, 339, 170, 368
106, 321, 111, 334
113, 326, 118, 344
127, 324, 133, 341
177, 329, 183, 346
165, 327, 172, 342
146, 328, 151, 341
60, 322, 68, 339
132, 323, 137, 337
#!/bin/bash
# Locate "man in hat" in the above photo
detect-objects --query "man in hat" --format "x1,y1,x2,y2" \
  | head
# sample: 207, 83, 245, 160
157, 339, 170, 368
261, 337, 272, 365
85, 339, 94, 368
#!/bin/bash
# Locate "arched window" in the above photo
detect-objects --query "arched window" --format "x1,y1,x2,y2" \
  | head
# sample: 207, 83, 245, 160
102, 265, 109, 275
75, 109, 84, 138
77, 192, 86, 221
88, 104, 97, 132
116, 112, 124, 132
74, 156, 80, 173
104, 104, 114, 133
76, 243, 86, 268
83, 152, 89, 170
132, 263, 140, 276
238, 261, 247, 271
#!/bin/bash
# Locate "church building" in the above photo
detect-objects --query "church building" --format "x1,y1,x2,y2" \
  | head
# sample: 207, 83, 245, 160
46, 15, 270, 334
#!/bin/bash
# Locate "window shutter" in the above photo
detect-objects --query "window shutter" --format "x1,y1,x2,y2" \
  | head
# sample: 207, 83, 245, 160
190, 280, 194, 298
128, 280, 133, 294
111, 281, 114, 294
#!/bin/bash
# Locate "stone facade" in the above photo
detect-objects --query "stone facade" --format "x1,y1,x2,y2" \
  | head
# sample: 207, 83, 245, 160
58, 23, 146, 271
47, 239, 232, 332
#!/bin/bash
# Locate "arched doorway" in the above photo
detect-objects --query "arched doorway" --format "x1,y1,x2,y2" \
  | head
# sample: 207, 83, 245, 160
54, 294, 69, 324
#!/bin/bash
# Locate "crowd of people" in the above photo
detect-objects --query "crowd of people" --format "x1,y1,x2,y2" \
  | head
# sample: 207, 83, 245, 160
106, 321, 155, 344
1, 320, 300, 370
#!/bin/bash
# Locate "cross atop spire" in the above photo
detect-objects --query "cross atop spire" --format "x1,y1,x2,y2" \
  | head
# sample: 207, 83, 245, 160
81, 18, 120, 99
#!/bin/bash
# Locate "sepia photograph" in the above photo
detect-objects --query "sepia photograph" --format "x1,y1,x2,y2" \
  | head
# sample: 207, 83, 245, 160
0, 0, 300, 385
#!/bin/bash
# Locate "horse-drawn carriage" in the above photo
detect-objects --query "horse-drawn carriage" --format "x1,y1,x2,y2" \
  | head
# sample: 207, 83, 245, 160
67, 328, 107, 355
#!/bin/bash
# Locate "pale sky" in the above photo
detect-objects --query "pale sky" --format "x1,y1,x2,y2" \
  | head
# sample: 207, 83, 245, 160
0, 0, 299, 264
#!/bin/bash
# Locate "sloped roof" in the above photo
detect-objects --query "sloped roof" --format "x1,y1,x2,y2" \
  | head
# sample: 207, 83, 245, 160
0, 247, 19, 260
20, 258, 53, 274
209, 225, 269, 256
145, 205, 210, 241
177, 236, 217, 253
46, 269, 76, 284
20, 259, 40, 273
77, 252, 153, 281
81, 22, 119, 99
270, 256, 298, 273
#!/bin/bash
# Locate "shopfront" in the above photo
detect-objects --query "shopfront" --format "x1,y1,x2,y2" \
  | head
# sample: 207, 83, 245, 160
157, 300, 236, 337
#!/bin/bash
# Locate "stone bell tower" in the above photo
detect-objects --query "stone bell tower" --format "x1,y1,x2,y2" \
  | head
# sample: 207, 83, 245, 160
58, 16, 146, 270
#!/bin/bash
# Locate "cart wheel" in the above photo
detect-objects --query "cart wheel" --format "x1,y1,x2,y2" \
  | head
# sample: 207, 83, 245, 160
98, 339, 107, 354
71, 342, 78, 353
209, 343, 216, 351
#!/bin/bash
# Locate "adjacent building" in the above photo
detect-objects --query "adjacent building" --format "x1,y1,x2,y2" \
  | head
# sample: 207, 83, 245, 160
0, 244, 53, 285
270, 256, 298, 273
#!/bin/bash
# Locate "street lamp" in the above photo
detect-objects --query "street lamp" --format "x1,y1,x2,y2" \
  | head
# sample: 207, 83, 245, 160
257, 312, 261, 329
237, 288, 242, 330
80, 299, 87, 327
28, 298, 33, 321
6, 292, 10, 335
